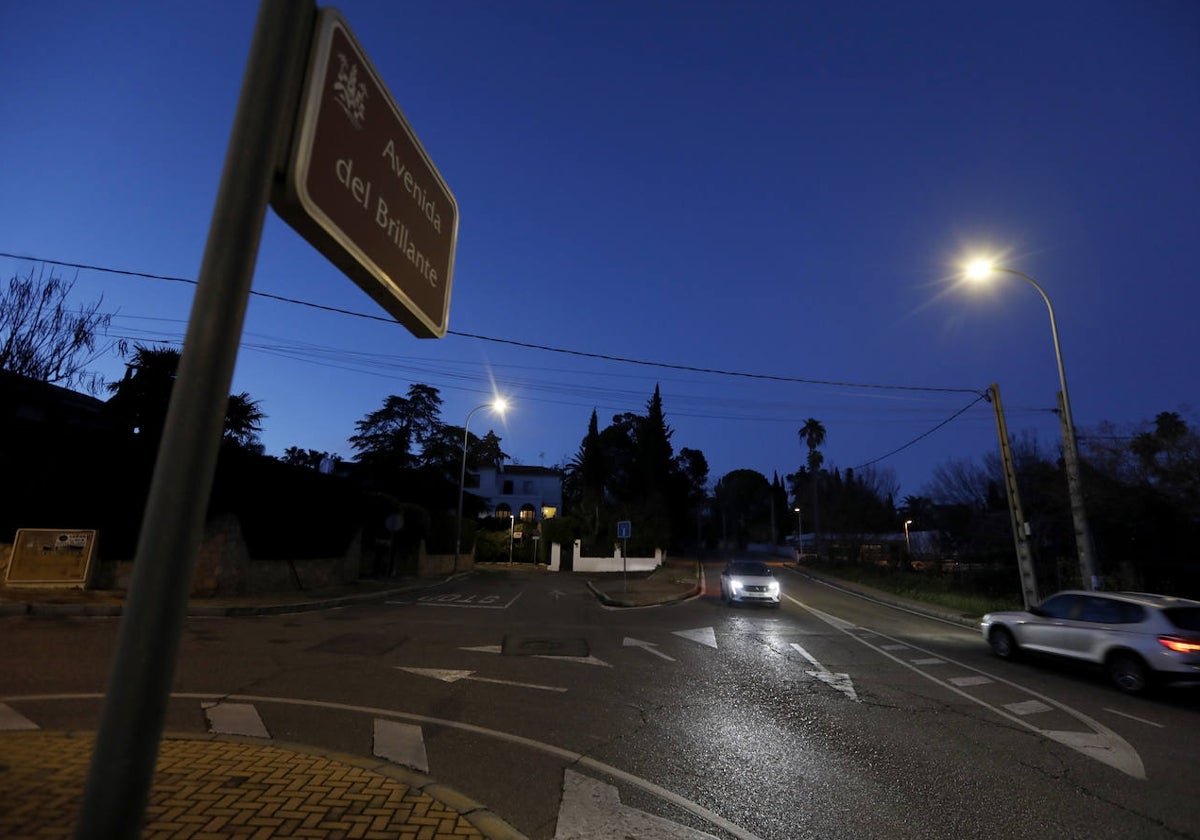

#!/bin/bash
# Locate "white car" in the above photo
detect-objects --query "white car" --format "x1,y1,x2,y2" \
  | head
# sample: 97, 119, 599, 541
719, 561, 781, 608
980, 590, 1200, 694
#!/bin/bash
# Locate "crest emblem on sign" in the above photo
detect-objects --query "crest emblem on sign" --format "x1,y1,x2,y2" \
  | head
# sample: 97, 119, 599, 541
332, 52, 367, 128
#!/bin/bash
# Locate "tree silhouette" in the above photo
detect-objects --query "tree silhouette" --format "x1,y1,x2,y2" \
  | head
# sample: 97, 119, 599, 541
105, 344, 265, 451
350, 384, 444, 472
0, 268, 117, 393
798, 418, 826, 554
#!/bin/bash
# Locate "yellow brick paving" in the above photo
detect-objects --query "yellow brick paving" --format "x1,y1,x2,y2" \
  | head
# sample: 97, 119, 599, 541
0, 732, 488, 839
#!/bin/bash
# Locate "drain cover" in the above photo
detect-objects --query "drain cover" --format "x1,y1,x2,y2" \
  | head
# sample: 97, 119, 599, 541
501, 635, 590, 657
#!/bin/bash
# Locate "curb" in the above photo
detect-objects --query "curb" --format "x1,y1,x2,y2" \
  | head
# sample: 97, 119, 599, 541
0, 576, 462, 619
586, 560, 702, 608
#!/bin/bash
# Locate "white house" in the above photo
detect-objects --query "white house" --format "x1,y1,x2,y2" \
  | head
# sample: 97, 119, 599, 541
469, 464, 563, 523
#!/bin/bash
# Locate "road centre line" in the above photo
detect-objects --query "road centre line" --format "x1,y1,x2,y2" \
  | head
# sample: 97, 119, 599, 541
781, 594, 1147, 780
1, 691, 764, 840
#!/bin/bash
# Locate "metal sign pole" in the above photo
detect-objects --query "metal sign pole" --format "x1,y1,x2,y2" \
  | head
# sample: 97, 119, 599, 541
622, 537, 628, 592
74, 3, 316, 836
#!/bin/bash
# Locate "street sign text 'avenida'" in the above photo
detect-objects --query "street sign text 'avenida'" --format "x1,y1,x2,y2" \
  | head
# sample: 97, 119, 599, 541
275, 8, 458, 338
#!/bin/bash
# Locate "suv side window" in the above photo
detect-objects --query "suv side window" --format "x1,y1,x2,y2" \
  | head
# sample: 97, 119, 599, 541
1079, 596, 1125, 624
1038, 594, 1082, 620
1117, 602, 1145, 624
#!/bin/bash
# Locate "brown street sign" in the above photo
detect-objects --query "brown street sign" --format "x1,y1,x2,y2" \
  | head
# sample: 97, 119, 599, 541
274, 7, 458, 338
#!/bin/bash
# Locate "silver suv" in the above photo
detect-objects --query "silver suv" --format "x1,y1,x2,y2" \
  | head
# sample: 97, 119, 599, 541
980, 590, 1200, 694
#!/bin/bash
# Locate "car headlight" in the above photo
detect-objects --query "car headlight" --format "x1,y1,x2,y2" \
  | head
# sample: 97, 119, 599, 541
768, 581, 780, 594
730, 580, 743, 592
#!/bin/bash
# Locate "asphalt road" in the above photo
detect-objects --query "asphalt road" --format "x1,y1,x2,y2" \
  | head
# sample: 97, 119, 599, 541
3, 562, 1198, 839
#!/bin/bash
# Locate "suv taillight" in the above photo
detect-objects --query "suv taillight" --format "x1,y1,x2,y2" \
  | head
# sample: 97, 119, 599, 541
1157, 636, 1200, 654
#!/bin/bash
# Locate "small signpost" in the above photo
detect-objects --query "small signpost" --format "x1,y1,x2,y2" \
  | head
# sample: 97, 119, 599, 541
617, 520, 632, 591
79, 4, 460, 836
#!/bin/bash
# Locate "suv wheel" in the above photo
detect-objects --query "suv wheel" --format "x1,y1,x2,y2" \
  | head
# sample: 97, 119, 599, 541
988, 626, 1018, 659
1107, 652, 1150, 695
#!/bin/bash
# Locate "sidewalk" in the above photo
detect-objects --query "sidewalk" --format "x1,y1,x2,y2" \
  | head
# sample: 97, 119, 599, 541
0, 730, 521, 839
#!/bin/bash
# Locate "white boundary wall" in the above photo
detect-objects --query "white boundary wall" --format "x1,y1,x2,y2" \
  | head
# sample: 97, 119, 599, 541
549, 540, 663, 573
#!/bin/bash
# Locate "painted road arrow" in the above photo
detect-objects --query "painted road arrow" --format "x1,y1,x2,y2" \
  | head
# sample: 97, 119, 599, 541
790, 643, 859, 701
673, 627, 718, 649
623, 638, 675, 661
460, 645, 611, 667
396, 667, 567, 692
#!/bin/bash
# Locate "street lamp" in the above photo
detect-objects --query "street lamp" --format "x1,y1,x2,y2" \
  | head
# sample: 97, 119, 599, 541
793, 507, 802, 552
455, 398, 507, 568
904, 519, 913, 554
964, 259, 1099, 590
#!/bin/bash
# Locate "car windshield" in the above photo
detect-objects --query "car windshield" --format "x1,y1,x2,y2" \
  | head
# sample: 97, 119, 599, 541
728, 562, 771, 577
1163, 607, 1200, 631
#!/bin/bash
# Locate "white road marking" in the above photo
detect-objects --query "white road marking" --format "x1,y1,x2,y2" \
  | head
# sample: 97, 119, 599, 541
1005, 700, 1053, 716
624, 638, 676, 661
555, 769, 721, 839
0, 702, 38, 730
911, 658, 945, 666
413, 592, 522, 609
880, 644, 909, 651
396, 667, 568, 692
790, 643, 859, 701
1, 691, 768, 840
949, 676, 993, 687
673, 627, 718, 649
461, 644, 611, 667
202, 701, 269, 738
784, 593, 1147, 779
373, 719, 429, 772
1103, 708, 1165, 728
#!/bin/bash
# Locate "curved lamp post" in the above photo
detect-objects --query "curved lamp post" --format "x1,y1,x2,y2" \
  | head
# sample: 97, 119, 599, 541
965, 260, 1099, 590
904, 519, 913, 554
455, 398, 507, 567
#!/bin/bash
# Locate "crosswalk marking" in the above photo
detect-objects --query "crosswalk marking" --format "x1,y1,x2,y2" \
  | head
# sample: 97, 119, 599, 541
0, 702, 38, 731
555, 769, 723, 839
948, 676, 993, 687
374, 719, 429, 773
203, 701, 270, 738
1005, 700, 1053, 716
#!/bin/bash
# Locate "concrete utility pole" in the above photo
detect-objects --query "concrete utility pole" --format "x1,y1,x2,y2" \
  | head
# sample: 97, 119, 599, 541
990, 384, 1039, 608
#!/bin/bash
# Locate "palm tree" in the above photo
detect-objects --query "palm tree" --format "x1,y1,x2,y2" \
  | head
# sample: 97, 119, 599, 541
106, 344, 266, 450
223, 392, 266, 450
799, 418, 826, 556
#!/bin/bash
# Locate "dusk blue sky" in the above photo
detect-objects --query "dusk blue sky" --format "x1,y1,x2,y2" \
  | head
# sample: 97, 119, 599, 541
3, 1, 1197, 501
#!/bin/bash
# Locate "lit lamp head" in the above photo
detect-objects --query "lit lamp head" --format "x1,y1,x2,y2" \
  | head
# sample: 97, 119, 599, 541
965, 258, 996, 282
491, 397, 508, 414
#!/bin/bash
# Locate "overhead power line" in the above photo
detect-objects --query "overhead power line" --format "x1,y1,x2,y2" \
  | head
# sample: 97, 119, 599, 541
3, 250, 996, 471
2, 251, 985, 397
